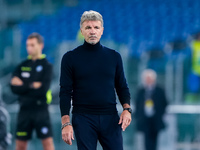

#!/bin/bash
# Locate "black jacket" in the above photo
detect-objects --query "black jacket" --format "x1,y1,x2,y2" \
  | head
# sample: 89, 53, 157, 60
11, 56, 52, 109
135, 85, 168, 132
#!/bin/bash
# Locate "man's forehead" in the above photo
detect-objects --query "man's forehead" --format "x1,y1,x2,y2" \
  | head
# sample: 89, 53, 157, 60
26, 38, 38, 43
82, 20, 102, 26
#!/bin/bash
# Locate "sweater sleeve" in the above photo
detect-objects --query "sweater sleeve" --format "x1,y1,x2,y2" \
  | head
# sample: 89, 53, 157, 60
59, 52, 73, 116
10, 63, 30, 95
11, 83, 30, 95
114, 52, 131, 106
25, 63, 52, 98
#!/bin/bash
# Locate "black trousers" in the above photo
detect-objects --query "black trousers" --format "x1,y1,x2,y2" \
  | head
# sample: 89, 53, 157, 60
72, 113, 123, 150
144, 130, 158, 150
143, 121, 159, 150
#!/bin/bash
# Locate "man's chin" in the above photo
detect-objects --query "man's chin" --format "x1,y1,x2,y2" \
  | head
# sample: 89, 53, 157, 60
88, 40, 98, 45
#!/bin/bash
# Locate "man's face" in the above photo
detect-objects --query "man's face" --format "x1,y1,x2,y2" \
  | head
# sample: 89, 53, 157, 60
81, 20, 104, 45
144, 75, 155, 86
26, 38, 43, 56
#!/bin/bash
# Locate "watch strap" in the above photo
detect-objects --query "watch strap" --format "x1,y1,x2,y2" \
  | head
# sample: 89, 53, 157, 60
123, 108, 132, 113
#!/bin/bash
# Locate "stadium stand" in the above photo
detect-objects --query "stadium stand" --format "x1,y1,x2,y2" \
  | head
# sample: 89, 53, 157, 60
16, 0, 200, 58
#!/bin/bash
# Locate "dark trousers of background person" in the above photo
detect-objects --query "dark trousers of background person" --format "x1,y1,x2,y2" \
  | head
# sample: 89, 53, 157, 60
144, 118, 158, 150
72, 113, 123, 150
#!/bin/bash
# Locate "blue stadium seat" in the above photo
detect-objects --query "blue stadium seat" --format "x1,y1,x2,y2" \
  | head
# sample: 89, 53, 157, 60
17, 0, 200, 58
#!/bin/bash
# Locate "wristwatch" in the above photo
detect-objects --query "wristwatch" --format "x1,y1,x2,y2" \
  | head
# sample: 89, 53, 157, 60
123, 108, 132, 114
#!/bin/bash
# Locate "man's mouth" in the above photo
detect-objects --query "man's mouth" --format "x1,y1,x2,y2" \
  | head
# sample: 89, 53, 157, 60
89, 36, 97, 39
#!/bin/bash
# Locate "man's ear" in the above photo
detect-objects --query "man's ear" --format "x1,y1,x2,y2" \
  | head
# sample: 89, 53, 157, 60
80, 28, 83, 35
102, 27, 104, 35
40, 43, 44, 51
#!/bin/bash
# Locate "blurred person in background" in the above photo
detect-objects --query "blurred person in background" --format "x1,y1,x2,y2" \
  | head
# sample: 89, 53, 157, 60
135, 69, 168, 150
10, 33, 54, 150
0, 100, 12, 150
187, 33, 200, 102
60, 10, 132, 150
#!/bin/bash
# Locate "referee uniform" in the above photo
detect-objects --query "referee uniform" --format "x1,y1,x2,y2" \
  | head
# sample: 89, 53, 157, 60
11, 55, 53, 140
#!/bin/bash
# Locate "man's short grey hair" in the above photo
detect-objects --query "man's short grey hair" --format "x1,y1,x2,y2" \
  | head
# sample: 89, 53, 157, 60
80, 10, 104, 28
141, 69, 157, 82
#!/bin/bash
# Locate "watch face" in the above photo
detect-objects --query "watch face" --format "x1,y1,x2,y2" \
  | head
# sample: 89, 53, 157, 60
124, 108, 132, 113
128, 108, 132, 113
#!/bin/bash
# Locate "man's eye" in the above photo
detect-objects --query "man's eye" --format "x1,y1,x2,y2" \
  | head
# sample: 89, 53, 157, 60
85, 27, 91, 29
95, 27, 100, 29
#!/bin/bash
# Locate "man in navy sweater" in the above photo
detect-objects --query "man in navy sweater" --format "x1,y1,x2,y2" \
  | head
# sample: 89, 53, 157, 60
60, 10, 132, 150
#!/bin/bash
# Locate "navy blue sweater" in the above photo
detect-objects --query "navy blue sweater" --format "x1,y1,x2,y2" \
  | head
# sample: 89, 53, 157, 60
59, 41, 130, 116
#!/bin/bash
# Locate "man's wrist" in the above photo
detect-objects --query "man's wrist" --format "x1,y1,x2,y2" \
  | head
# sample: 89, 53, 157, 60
61, 115, 70, 124
123, 107, 132, 114
61, 122, 72, 130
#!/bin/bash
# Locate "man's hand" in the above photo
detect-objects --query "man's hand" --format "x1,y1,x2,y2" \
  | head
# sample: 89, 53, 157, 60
11, 76, 23, 86
32, 82, 42, 89
62, 125, 74, 145
118, 110, 132, 131
61, 115, 74, 145
118, 104, 132, 131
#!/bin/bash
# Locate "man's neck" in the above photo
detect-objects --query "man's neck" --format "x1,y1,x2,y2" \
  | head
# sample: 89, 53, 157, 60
30, 54, 42, 61
145, 84, 155, 90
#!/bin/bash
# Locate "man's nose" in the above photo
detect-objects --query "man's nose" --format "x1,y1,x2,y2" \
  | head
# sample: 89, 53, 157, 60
90, 28, 95, 34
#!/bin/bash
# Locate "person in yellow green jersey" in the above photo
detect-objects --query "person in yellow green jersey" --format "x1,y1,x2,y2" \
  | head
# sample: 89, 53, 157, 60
76, 29, 84, 43
10, 33, 54, 150
135, 69, 168, 150
187, 34, 200, 95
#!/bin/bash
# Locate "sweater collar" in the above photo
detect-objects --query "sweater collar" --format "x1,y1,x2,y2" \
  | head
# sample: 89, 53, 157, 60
83, 40, 101, 51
